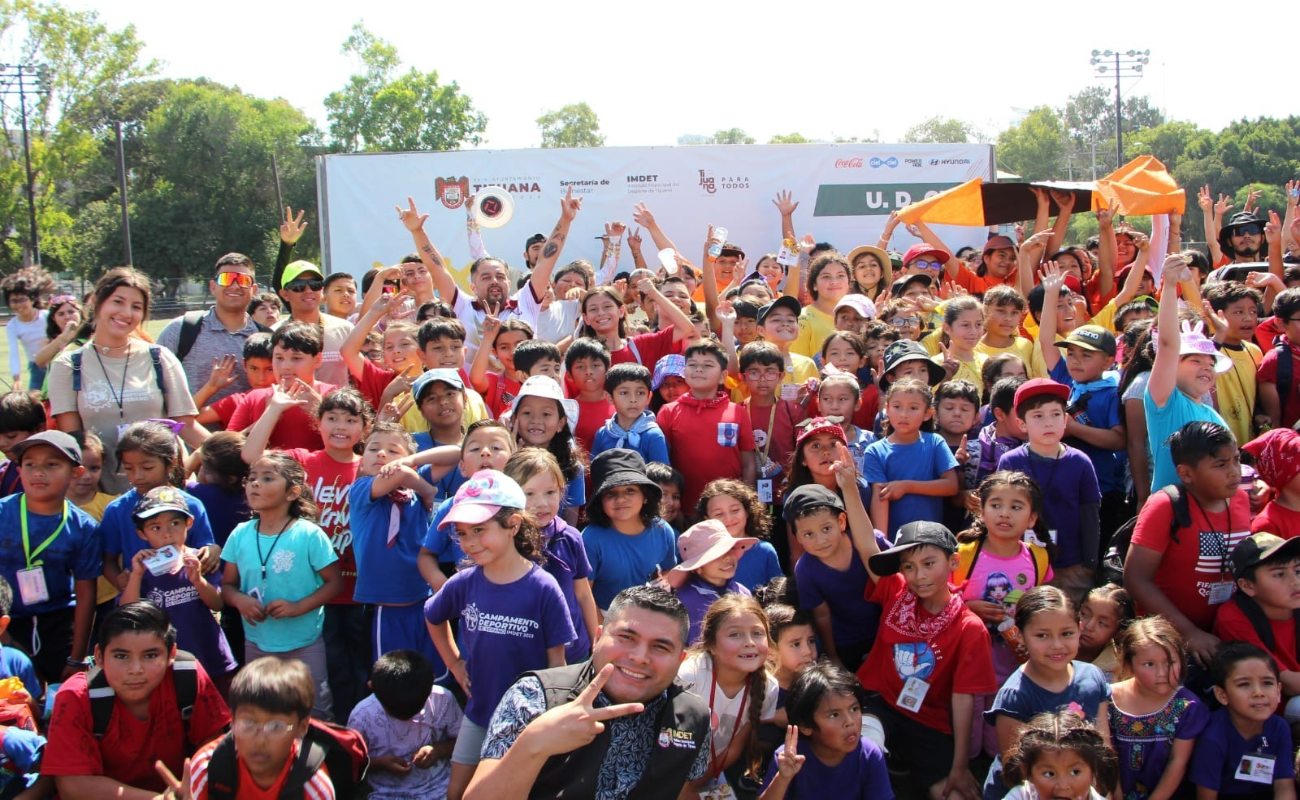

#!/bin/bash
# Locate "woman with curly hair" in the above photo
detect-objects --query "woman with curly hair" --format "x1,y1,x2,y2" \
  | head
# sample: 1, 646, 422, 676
697, 478, 783, 590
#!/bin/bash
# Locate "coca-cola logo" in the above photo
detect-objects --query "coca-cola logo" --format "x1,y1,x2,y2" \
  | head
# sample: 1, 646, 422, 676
835, 158, 864, 168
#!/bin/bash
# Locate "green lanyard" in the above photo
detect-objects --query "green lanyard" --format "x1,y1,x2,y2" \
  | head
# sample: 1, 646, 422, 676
20, 496, 68, 569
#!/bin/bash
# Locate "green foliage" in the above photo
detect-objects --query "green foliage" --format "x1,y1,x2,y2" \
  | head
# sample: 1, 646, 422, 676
712, 128, 755, 145
536, 103, 604, 148
768, 132, 810, 144
324, 22, 486, 153
997, 107, 1065, 181
903, 116, 980, 144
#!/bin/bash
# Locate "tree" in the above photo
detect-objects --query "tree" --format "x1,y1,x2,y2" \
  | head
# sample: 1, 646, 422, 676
1060, 86, 1164, 172
536, 103, 604, 148
903, 116, 981, 144
325, 22, 486, 153
712, 128, 755, 145
997, 106, 1066, 182
768, 132, 810, 144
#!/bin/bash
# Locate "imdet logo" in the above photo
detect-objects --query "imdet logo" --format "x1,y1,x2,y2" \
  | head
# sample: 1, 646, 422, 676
435, 177, 469, 209
869, 157, 899, 169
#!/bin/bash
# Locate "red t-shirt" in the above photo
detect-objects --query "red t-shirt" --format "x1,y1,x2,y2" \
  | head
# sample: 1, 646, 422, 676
483, 372, 522, 420
286, 448, 361, 604
209, 392, 244, 427
574, 397, 616, 457
855, 573, 996, 734
1257, 340, 1300, 430
1130, 488, 1254, 631
190, 737, 335, 800
353, 359, 396, 411
1254, 502, 1300, 537
1213, 600, 1300, 677
1255, 317, 1286, 351
745, 399, 806, 478
227, 382, 337, 450
611, 327, 681, 368
42, 664, 231, 791
805, 385, 879, 432
656, 392, 755, 510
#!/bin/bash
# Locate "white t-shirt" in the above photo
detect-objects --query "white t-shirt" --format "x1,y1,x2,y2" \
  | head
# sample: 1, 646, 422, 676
677, 652, 778, 758
6, 311, 47, 376
451, 284, 542, 364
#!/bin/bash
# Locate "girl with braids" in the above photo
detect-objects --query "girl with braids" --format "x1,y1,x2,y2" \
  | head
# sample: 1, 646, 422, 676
220, 451, 343, 720
677, 594, 778, 798
1002, 711, 1120, 800
423, 469, 575, 800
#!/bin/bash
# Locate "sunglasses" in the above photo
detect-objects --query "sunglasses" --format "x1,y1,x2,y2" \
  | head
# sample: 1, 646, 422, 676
912, 259, 944, 271
215, 272, 254, 288
285, 279, 324, 292
1233, 225, 1262, 237
49, 294, 77, 306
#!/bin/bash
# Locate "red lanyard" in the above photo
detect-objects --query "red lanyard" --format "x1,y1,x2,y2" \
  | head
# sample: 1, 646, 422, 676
708, 669, 750, 779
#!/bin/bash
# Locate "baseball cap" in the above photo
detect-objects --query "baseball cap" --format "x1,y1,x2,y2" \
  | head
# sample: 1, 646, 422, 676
983, 235, 1018, 253
1242, 428, 1300, 491
670, 519, 757, 575
9, 430, 81, 465
1054, 325, 1117, 358
1013, 378, 1069, 411
878, 340, 945, 390
782, 484, 845, 524
867, 520, 957, 577
901, 244, 949, 268
438, 469, 527, 531
890, 273, 933, 296
412, 368, 464, 404
510, 375, 566, 412
757, 295, 802, 326
794, 417, 847, 453
133, 486, 194, 521
833, 294, 877, 321
720, 242, 745, 259
651, 354, 686, 391
1229, 532, 1300, 580
281, 260, 324, 286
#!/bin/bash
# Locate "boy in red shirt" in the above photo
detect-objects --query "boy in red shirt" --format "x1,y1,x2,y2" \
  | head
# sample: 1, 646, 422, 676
228, 322, 336, 451
656, 339, 756, 510
1243, 426, 1300, 537
339, 278, 424, 413
43, 602, 230, 797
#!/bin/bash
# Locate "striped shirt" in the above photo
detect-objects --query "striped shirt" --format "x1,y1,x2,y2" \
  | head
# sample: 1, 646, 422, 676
189, 737, 335, 800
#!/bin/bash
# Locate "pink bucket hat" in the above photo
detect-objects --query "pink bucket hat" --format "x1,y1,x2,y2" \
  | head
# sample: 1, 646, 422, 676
669, 519, 757, 575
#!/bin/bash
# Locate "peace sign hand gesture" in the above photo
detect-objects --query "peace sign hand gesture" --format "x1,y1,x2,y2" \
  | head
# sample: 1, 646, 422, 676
522, 664, 646, 758
774, 725, 806, 781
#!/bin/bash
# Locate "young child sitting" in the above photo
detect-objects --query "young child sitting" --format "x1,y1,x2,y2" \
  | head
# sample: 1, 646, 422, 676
347, 650, 462, 800
591, 362, 670, 464
668, 519, 757, 644
1214, 533, 1300, 721
1242, 427, 1300, 537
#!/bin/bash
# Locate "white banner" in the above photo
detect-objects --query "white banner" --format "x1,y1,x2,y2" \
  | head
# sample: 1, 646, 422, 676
316, 143, 995, 288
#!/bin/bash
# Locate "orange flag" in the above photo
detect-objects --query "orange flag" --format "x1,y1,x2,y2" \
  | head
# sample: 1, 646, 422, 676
896, 179, 986, 226
1092, 156, 1185, 215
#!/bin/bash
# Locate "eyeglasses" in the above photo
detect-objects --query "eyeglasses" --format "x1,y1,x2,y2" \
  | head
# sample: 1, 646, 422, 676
285, 279, 324, 292
215, 272, 254, 288
890, 316, 921, 327
912, 259, 944, 272
232, 718, 296, 738
744, 370, 781, 382
1233, 225, 1262, 237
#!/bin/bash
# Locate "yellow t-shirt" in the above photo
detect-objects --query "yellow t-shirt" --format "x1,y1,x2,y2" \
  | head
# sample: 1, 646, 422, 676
932, 352, 989, 394
729, 352, 819, 403
791, 305, 836, 359
75, 491, 120, 605
1214, 342, 1262, 446
1024, 299, 1118, 340
401, 385, 490, 435
976, 337, 1048, 380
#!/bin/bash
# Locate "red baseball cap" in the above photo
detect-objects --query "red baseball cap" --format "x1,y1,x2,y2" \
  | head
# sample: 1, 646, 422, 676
983, 235, 1017, 253
901, 244, 949, 267
1013, 378, 1069, 411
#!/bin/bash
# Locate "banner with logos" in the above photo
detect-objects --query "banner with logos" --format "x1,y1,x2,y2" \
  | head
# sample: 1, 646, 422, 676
316, 143, 995, 288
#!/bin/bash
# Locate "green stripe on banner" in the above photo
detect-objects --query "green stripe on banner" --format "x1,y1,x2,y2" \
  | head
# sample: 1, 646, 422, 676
812, 183, 958, 217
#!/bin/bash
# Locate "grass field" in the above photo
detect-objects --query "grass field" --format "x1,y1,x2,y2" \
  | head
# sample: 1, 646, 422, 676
0, 317, 172, 392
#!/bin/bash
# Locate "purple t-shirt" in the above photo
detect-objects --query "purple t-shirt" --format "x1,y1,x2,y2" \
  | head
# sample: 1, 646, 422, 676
997, 444, 1101, 568
861, 433, 959, 538
185, 482, 251, 548
540, 518, 594, 663
676, 574, 752, 644
137, 566, 237, 677
424, 564, 575, 726
762, 735, 893, 800
793, 537, 888, 651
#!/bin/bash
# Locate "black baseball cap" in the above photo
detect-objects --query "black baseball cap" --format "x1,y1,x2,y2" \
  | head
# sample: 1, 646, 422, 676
1230, 533, 1300, 580
868, 521, 957, 576
878, 339, 945, 390
720, 241, 745, 259
782, 484, 845, 524
758, 295, 802, 326
133, 486, 195, 522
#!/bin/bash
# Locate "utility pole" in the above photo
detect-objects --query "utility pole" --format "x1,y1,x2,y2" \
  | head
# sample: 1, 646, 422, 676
114, 121, 132, 265
1089, 50, 1149, 171
0, 64, 50, 266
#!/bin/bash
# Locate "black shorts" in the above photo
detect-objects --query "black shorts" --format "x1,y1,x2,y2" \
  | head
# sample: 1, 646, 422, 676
865, 692, 956, 792
8, 606, 77, 684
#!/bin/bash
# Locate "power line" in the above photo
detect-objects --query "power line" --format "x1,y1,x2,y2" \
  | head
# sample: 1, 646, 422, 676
1089, 49, 1150, 172
0, 64, 51, 266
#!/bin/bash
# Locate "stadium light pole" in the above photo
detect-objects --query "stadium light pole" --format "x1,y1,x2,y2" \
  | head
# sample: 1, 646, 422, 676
1090, 49, 1149, 171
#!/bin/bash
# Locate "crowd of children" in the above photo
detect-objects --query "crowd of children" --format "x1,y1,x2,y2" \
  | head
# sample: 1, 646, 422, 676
0, 184, 1298, 799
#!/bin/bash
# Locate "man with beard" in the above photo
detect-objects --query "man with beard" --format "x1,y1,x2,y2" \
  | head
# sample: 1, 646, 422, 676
1218, 211, 1268, 265
466, 586, 711, 800
399, 188, 578, 363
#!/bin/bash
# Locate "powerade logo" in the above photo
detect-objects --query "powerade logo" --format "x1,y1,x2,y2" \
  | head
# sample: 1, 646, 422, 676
870, 157, 899, 168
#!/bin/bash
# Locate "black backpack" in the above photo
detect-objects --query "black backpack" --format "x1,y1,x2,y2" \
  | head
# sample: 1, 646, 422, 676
204, 718, 370, 800
175, 310, 272, 364
1100, 486, 1191, 586
1231, 592, 1300, 652
71, 345, 167, 396
87, 650, 197, 739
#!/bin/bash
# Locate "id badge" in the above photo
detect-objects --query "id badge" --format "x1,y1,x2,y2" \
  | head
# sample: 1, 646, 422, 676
776, 246, 798, 267
1235, 753, 1276, 784
780, 383, 799, 402
16, 567, 48, 606
1046, 529, 1058, 545
1208, 581, 1235, 605
898, 677, 930, 713
757, 479, 773, 504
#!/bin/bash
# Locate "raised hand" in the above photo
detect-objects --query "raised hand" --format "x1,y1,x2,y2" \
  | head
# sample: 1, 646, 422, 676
716, 300, 737, 325
1095, 208, 1113, 227
1021, 229, 1052, 256
627, 227, 643, 252
605, 220, 626, 240
280, 206, 307, 245
1161, 253, 1192, 284
830, 440, 859, 492
882, 209, 901, 235
560, 185, 582, 222
938, 341, 959, 380
1214, 193, 1233, 218
1244, 186, 1261, 214
954, 434, 970, 465
773, 190, 800, 217
797, 233, 816, 254
267, 380, 303, 413
1049, 188, 1076, 212
1030, 186, 1050, 207
155, 757, 193, 800
396, 197, 429, 232
1265, 210, 1282, 245
482, 314, 502, 340
379, 392, 415, 424
1197, 185, 1213, 211
520, 663, 646, 758
206, 355, 238, 390
1246, 271, 1284, 292
632, 202, 656, 229
774, 725, 806, 780
1288, 180, 1300, 210
636, 276, 657, 298
705, 225, 724, 253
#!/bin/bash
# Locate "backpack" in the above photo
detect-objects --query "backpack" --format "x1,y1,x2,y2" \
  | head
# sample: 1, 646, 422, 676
175, 310, 272, 364
87, 650, 197, 739
954, 536, 1051, 587
205, 718, 369, 800
1099, 485, 1191, 586
70, 345, 167, 396
1231, 592, 1300, 653
1275, 339, 1293, 423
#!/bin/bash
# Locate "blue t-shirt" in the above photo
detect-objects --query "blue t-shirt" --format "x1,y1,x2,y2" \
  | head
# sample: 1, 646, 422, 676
563, 464, 586, 512
423, 497, 466, 567
582, 519, 678, 610
734, 542, 783, 592
1189, 707, 1294, 796
417, 463, 468, 509
0, 726, 44, 799
349, 476, 433, 605
221, 518, 338, 652
997, 444, 1101, 568
982, 661, 1112, 800
1049, 367, 1125, 494
101, 487, 215, 560
0, 496, 101, 617
1145, 385, 1227, 493
862, 432, 959, 538
793, 539, 887, 652
185, 482, 251, 548
539, 518, 594, 663
424, 564, 575, 726
762, 734, 893, 800
0, 647, 38, 700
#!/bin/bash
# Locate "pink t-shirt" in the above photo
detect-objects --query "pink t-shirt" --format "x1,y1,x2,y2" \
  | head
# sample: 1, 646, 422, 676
958, 543, 1054, 609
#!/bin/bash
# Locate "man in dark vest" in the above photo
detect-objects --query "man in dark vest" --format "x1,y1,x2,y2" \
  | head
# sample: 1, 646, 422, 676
468, 586, 711, 800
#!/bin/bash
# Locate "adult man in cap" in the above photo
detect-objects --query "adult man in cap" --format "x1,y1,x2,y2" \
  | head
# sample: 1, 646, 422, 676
398, 188, 579, 364
273, 260, 354, 387
1218, 211, 1268, 265
156, 252, 270, 402
467, 585, 711, 800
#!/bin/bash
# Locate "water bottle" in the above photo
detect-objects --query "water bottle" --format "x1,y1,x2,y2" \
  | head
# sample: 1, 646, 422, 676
708, 226, 728, 259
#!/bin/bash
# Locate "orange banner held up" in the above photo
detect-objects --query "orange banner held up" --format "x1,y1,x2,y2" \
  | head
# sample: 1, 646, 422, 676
896, 179, 986, 226
1092, 155, 1185, 216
